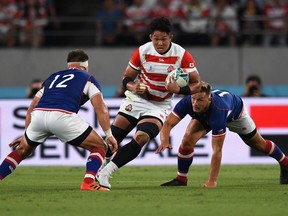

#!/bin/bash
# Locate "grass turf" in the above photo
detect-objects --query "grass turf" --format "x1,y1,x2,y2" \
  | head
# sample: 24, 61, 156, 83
0, 164, 286, 216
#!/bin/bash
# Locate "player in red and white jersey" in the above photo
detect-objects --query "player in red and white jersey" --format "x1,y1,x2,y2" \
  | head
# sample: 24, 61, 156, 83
128, 38, 197, 104
97, 17, 201, 189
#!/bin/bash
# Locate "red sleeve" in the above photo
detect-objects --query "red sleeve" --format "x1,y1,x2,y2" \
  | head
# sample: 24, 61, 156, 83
129, 48, 141, 69
180, 51, 196, 68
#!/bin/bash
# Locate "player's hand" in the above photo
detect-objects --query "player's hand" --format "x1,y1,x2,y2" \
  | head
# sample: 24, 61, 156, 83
155, 142, 172, 154
201, 180, 217, 188
9, 136, 23, 148
165, 76, 180, 94
132, 83, 147, 94
105, 136, 118, 153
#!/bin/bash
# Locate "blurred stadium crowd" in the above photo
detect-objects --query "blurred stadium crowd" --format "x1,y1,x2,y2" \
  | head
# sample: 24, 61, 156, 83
1, 0, 288, 48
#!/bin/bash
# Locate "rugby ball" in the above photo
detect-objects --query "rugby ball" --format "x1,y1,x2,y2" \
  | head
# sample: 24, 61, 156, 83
166, 68, 189, 87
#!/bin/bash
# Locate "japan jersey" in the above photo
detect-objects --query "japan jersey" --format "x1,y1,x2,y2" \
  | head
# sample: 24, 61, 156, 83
35, 68, 101, 113
128, 41, 197, 103
173, 89, 243, 136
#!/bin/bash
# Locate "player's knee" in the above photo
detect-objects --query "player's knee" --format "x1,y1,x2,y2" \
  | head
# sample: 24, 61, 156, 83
135, 122, 160, 144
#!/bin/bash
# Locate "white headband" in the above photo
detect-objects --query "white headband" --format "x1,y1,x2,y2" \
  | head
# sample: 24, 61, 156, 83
67, 61, 88, 67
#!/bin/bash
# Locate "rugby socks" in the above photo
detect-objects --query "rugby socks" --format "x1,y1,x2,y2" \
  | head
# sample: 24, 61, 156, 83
0, 151, 23, 180
177, 147, 194, 183
112, 138, 142, 168
264, 140, 288, 166
84, 148, 105, 184
99, 139, 142, 179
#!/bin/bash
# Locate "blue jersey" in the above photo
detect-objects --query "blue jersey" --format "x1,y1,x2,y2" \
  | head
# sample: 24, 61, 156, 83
173, 90, 243, 136
35, 68, 102, 113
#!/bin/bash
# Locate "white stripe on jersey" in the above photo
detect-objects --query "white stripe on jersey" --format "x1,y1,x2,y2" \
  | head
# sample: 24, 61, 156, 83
84, 81, 101, 99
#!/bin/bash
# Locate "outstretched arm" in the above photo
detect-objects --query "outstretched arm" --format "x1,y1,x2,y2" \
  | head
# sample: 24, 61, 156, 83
202, 135, 225, 188
155, 113, 180, 153
90, 93, 118, 153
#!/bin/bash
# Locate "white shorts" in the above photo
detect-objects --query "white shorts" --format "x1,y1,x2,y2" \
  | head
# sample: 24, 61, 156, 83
26, 110, 90, 145
119, 91, 171, 124
226, 105, 256, 135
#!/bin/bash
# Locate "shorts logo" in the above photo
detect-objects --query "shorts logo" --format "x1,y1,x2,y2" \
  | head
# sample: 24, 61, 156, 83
189, 63, 195, 68
125, 104, 133, 112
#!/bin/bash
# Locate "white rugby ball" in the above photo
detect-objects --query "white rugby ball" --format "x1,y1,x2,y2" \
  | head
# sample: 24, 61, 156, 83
166, 68, 189, 87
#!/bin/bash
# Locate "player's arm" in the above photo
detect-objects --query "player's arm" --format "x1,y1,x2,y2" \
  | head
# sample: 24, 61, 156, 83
90, 93, 118, 152
155, 112, 181, 153
25, 96, 41, 129
122, 65, 147, 94
10, 89, 43, 148
187, 69, 201, 94
202, 134, 225, 188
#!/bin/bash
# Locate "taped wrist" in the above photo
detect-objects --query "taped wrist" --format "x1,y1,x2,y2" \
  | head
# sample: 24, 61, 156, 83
122, 77, 134, 90
178, 86, 191, 95
104, 128, 113, 139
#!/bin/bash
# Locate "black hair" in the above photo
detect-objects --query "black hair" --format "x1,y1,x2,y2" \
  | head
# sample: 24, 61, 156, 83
199, 81, 212, 95
245, 75, 262, 86
67, 49, 89, 62
148, 17, 172, 34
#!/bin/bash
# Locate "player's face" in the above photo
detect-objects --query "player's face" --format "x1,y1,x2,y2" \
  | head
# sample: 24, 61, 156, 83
191, 92, 211, 113
150, 31, 173, 54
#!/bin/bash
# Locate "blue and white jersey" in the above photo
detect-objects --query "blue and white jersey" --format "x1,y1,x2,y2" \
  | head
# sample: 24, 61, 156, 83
35, 68, 102, 113
173, 90, 243, 136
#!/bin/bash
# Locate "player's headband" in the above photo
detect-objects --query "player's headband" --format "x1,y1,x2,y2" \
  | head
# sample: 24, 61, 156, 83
67, 61, 88, 67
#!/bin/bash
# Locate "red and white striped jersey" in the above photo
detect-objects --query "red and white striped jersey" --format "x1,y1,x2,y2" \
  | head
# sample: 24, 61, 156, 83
128, 41, 197, 103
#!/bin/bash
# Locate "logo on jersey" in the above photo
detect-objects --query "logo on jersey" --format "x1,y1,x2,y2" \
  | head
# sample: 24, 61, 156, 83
217, 129, 225, 135
125, 104, 133, 112
167, 65, 175, 73
189, 63, 195, 68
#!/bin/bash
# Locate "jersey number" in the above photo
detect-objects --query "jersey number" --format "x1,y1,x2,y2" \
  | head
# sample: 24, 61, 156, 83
49, 74, 74, 89
213, 90, 230, 97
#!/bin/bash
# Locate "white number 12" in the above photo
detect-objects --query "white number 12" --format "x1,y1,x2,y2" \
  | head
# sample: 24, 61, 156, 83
49, 74, 74, 89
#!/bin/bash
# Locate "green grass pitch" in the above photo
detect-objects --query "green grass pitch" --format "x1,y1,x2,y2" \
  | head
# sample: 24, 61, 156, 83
0, 164, 286, 216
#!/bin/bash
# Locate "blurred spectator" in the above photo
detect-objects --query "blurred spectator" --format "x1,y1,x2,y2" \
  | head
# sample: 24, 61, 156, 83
178, 0, 211, 46
238, 0, 264, 46
0, 0, 19, 47
243, 74, 266, 97
123, 0, 150, 45
262, 0, 288, 46
209, 0, 239, 46
26, 78, 42, 98
148, 0, 185, 33
44, 0, 59, 28
95, 0, 124, 46
17, 0, 48, 48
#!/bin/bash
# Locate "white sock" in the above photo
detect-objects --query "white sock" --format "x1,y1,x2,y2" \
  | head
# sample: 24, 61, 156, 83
103, 161, 118, 176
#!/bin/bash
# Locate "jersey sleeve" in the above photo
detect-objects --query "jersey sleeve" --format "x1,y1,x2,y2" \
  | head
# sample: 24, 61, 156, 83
172, 96, 192, 119
180, 51, 197, 69
89, 76, 102, 92
210, 111, 227, 137
84, 76, 102, 99
128, 48, 141, 70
